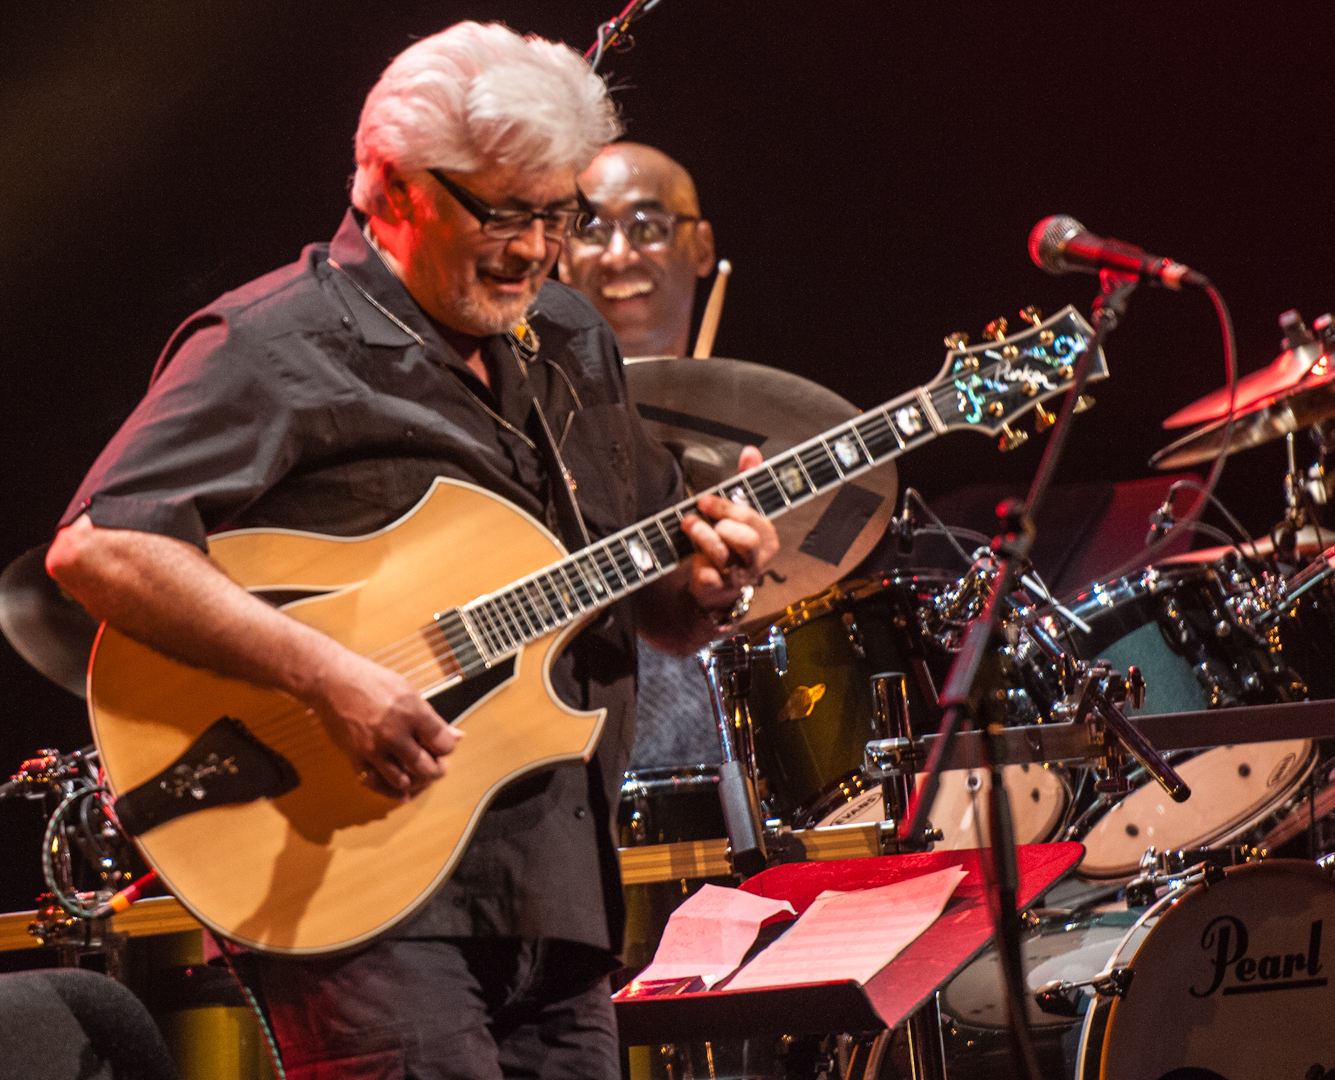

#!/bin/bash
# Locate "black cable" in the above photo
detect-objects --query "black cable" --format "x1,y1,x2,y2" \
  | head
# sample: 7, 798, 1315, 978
902, 487, 986, 567
207, 930, 287, 1080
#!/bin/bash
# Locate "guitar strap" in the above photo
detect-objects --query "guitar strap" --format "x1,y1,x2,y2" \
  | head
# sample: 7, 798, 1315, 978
527, 396, 592, 552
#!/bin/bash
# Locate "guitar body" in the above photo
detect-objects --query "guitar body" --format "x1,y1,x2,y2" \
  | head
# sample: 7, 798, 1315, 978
88, 478, 604, 954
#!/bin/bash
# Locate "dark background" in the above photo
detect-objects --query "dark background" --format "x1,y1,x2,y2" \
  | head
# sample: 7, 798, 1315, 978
1, 1, 1330, 910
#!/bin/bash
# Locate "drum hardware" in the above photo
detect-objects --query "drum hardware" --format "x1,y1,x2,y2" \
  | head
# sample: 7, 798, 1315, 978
869, 672, 937, 853
1, 745, 143, 977
699, 629, 787, 878
870, 698, 1335, 773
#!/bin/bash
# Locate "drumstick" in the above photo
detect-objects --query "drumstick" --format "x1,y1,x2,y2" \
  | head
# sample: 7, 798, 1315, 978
692, 259, 732, 358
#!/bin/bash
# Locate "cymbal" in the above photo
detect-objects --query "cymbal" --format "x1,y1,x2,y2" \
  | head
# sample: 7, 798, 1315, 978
1150, 369, 1335, 470
1161, 342, 1327, 429
1158, 524, 1335, 566
0, 545, 99, 697
624, 356, 895, 629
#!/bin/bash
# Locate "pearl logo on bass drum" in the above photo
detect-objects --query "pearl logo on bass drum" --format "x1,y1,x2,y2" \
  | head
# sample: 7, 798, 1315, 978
1192, 915, 1325, 997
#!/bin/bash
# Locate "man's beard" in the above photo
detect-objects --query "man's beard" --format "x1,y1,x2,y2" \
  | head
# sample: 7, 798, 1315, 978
452, 259, 545, 335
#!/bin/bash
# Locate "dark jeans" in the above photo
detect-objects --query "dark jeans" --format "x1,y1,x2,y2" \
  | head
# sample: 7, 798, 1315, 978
253, 938, 620, 1080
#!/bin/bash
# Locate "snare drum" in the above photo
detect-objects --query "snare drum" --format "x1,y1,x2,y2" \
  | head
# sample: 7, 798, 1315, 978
941, 906, 1154, 1080
1084, 859, 1335, 1079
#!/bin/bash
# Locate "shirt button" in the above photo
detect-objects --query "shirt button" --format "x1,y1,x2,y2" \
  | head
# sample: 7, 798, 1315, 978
574, 807, 586, 820
341, 315, 352, 328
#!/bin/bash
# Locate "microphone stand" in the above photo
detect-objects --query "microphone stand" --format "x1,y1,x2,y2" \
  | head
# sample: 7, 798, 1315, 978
902, 269, 1143, 1079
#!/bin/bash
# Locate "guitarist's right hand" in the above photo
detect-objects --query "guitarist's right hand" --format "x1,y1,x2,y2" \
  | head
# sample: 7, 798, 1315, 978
306, 650, 462, 799
48, 516, 461, 800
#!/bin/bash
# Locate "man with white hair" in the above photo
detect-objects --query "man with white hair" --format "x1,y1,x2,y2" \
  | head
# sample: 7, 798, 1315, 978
46, 22, 776, 1078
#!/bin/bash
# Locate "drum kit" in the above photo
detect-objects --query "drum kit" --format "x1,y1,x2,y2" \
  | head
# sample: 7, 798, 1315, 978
616, 306, 1335, 1078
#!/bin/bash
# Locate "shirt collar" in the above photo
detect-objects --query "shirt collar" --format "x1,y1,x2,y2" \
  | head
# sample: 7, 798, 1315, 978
326, 208, 441, 352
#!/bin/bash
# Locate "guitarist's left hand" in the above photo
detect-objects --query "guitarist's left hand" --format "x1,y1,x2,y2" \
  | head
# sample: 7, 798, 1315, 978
637, 446, 779, 654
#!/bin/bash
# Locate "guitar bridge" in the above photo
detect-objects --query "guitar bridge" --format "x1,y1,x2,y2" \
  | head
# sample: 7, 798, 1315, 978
114, 717, 299, 837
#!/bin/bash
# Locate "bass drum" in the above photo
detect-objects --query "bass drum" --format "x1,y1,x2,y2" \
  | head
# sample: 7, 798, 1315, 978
940, 906, 1154, 1080
1080, 859, 1335, 1080
1024, 563, 1314, 879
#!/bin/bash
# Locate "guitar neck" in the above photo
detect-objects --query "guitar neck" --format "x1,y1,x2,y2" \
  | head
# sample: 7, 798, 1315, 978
439, 382, 934, 669
437, 303, 1101, 672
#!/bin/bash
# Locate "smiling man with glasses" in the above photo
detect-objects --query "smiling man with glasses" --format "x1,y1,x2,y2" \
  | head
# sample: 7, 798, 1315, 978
46, 22, 776, 1079
560, 141, 717, 358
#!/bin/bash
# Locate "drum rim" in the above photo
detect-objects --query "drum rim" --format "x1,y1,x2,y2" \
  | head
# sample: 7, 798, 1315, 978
756, 569, 959, 637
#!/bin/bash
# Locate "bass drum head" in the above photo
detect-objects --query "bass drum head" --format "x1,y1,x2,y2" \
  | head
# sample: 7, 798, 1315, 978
812, 764, 1069, 850
1098, 859, 1335, 1080
1079, 741, 1315, 880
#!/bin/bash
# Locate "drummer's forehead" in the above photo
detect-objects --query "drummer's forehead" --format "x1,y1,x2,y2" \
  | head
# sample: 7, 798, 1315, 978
580, 152, 698, 213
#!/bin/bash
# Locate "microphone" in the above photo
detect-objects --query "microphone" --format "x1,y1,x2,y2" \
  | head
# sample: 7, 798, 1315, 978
1029, 216, 1209, 290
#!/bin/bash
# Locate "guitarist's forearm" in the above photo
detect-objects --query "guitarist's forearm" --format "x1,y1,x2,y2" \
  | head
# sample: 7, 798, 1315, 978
46, 515, 349, 702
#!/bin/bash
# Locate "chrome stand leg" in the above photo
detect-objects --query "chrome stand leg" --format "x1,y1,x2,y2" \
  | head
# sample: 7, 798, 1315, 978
905, 993, 948, 1080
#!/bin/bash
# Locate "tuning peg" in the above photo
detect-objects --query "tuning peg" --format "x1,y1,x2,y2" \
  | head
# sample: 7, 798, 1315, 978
1034, 404, 1056, 432
1073, 395, 1095, 413
1019, 305, 1043, 327
944, 331, 970, 350
998, 423, 1029, 452
983, 318, 1009, 342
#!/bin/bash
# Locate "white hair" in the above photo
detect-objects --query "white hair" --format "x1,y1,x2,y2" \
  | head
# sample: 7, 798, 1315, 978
351, 22, 622, 214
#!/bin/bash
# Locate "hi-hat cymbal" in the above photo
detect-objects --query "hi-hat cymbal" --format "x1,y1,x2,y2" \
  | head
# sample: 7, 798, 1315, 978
624, 356, 895, 628
1151, 369, 1335, 470
0, 545, 99, 697
1162, 342, 1328, 429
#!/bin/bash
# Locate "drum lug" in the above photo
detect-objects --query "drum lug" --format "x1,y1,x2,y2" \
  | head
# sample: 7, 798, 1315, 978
840, 610, 866, 659
1034, 967, 1133, 1015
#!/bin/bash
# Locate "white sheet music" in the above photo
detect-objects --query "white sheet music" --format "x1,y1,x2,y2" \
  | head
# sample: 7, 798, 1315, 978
725, 865, 967, 991
633, 883, 796, 989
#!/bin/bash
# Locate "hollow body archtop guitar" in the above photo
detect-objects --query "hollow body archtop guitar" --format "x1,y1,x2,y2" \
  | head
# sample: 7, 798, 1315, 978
88, 306, 1103, 954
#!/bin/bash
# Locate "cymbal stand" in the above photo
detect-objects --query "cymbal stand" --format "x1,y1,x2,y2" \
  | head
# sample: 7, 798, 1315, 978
699, 628, 786, 878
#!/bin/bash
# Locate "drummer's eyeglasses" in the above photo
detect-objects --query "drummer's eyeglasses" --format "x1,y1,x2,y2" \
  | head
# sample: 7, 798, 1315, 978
428, 169, 593, 240
569, 210, 700, 251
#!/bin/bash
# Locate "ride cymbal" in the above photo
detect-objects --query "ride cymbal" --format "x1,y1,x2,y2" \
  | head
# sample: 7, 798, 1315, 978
1151, 369, 1335, 470
624, 356, 895, 629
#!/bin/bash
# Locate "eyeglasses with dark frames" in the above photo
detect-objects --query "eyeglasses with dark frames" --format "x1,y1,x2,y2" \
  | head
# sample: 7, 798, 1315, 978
427, 169, 593, 240
568, 210, 700, 251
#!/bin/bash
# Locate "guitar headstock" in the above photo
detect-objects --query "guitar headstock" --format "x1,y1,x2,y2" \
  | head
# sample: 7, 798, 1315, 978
928, 305, 1106, 447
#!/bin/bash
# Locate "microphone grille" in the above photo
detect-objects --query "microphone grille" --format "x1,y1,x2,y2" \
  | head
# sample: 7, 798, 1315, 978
1028, 215, 1085, 275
